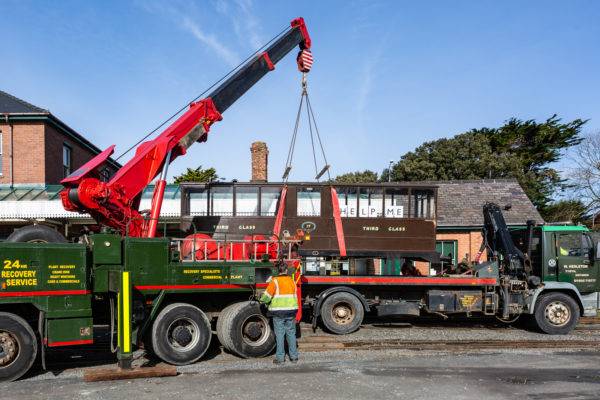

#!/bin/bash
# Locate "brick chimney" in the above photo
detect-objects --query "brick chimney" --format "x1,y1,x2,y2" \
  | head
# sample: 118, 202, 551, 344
250, 141, 268, 182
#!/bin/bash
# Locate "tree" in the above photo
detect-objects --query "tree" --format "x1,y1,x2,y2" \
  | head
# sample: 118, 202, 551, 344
173, 166, 218, 184
570, 132, 600, 216
334, 170, 379, 184
390, 115, 586, 209
540, 200, 587, 223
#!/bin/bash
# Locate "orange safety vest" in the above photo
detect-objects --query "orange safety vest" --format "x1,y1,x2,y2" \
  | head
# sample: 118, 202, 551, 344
259, 274, 299, 312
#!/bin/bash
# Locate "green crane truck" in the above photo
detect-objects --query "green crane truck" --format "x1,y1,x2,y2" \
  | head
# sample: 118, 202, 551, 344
1, 16, 314, 382
0, 233, 298, 382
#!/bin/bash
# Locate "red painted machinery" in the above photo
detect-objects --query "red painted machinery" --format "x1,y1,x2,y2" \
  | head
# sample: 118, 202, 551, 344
60, 18, 312, 238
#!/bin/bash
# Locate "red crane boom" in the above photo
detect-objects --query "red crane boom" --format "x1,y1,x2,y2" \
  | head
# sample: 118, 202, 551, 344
60, 18, 312, 237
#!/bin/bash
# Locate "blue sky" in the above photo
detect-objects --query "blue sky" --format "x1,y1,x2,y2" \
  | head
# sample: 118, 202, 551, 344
2, 0, 600, 182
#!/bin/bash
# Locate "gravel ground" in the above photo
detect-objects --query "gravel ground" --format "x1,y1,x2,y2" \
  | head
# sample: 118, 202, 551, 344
5, 320, 599, 384
3, 348, 600, 400
299, 320, 600, 342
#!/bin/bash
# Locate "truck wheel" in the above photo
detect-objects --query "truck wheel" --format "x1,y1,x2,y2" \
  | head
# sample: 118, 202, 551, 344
0, 312, 38, 382
151, 303, 211, 365
7, 225, 67, 243
216, 301, 274, 358
534, 292, 580, 335
320, 292, 364, 335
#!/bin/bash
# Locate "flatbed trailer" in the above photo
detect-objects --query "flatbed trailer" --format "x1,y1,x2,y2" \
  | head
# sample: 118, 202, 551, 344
179, 182, 599, 336
296, 213, 600, 336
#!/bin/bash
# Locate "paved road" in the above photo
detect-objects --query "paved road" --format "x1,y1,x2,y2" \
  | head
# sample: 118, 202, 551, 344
3, 348, 600, 400
3, 323, 600, 399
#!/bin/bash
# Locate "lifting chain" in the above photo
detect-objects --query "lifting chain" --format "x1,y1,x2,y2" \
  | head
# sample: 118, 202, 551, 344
282, 73, 331, 182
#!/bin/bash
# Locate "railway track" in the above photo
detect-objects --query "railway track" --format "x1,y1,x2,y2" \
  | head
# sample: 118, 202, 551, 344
297, 337, 600, 352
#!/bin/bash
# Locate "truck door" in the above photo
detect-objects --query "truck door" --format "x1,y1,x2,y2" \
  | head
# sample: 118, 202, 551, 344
555, 232, 598, 293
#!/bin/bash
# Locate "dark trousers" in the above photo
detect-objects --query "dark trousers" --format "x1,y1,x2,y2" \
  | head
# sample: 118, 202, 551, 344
272, 315, 298, 361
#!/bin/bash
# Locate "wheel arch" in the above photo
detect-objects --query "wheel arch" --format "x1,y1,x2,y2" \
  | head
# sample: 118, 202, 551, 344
0, 303, 41, 327
528, 283, 584, 316
313, 286, 369, 318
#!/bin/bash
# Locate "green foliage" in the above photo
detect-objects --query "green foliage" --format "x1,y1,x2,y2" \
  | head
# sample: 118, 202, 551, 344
173, 166, 218, 184
540, 199, 587, 223
334, 170, 379, 184
390, 115, 586, 209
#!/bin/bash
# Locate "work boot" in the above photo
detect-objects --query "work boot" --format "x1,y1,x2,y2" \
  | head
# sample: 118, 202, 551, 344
290, 358, 298, 364
273, 359, 285, 364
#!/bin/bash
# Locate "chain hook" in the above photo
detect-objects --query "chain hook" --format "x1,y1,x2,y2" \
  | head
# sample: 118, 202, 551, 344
301, 72, 307, 93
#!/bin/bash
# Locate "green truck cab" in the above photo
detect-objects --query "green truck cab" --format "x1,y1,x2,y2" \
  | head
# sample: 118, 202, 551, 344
511, 225, 600, 319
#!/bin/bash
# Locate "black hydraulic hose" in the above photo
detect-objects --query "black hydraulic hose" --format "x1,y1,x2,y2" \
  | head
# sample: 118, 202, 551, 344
501, 281, 510, 320
110, 296, 117, 353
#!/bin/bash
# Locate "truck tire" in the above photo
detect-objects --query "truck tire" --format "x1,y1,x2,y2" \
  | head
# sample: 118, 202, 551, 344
216, 301, 275, 358
0, 312, 38, 382
320, 292, 364, 335
7, 225, 67, 243
533, 292, 580, 335
151, 303, 211, 365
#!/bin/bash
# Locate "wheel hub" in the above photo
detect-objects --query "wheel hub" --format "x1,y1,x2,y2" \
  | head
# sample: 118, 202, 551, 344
332, 303, 354, 325
0, 331, 19, 367
167, 317, 200, 352
545, 301, 570, 327
172, 326, 193, 347
241, 315, 270, 347
243, 321, 263, 341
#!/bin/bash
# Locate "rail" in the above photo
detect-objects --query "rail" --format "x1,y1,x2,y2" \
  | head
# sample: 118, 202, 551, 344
172, 235, 300, 263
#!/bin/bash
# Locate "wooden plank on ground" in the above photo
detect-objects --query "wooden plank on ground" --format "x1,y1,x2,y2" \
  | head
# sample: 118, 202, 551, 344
83, 364, 177, 382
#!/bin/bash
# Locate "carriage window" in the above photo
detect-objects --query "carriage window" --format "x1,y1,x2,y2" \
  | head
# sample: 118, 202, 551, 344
297, 187, 321, 216
235, 187, 259, 216
359, 188, 383, 217
261, 187, 281, 216
336, 187, 358, 217
411, 189, 435, 219
210, 186, 233, 216
384, 188, 408, 218
189, 189, 208, 216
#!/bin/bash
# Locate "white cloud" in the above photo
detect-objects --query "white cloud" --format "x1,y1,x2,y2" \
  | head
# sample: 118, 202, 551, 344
181, 17, 240, 67
138, 0, 241, 67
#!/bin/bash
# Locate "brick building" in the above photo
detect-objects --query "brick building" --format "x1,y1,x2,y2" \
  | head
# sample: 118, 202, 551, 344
0, 90, 120, 238
0, 90, 120, 185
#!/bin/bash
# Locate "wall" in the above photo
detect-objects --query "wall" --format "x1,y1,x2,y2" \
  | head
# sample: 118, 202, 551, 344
0, 121, 46, 184
44, 122, 101, 184
413, 229, 486, 275
0, 120, 117, 186
436, 230, 487, 264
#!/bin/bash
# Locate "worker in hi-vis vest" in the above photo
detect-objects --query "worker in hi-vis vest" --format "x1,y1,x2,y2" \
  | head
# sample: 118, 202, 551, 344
260, 261, 299, 364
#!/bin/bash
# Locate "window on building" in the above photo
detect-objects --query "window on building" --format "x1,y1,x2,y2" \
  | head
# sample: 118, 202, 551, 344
0, 131, 3, 176
209, 186, 233, 216
358, 188, 383, 217
297, 187, 321, 216
436, 240, 458, 267
235, 186, 259, 216
384, 188, 408, 218
260, 187, 281, 216
335, 187, 358, 217
63, 144, 72, 178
